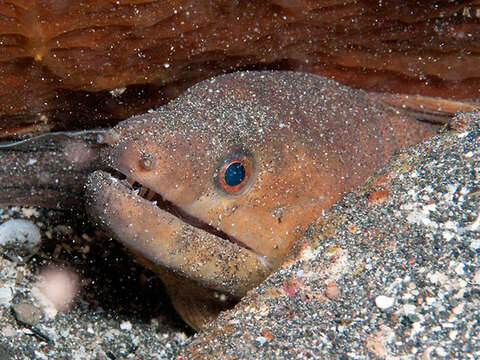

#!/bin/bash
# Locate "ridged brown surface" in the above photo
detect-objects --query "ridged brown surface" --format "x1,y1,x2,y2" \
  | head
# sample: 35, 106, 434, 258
0, 0, 479, 135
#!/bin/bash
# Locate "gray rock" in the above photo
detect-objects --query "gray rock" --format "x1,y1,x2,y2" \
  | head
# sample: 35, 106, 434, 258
0, 219, 42, 263
12, 302, 43, 326
0, 343, 13, 360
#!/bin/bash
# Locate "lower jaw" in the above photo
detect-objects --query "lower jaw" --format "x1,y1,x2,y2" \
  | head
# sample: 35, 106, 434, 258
86, 170, 271, 298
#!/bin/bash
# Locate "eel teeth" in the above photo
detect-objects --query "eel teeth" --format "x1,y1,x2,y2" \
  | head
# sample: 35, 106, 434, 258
124, 177, 255, 253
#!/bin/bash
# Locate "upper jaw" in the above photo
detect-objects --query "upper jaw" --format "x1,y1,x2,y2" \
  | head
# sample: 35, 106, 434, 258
86, 170, 271, 298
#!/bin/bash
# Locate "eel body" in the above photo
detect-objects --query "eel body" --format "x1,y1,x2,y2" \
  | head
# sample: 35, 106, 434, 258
0, 71, 476, 330
84, 71, 474, 330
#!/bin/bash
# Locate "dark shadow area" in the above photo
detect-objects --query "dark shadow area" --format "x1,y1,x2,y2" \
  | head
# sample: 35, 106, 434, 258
28, 208, 192, 334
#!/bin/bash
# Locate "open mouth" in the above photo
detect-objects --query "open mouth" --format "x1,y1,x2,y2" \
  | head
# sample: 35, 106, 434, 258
120, 175, 255, 253
87, 168, 271, 298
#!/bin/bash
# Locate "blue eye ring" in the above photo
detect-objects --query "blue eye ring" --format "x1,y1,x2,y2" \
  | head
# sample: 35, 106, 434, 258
218, 154, 253, 194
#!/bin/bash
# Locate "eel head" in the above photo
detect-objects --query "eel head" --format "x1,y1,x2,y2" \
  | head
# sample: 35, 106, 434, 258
85, 72, 334, 301
86, 71, 437, 328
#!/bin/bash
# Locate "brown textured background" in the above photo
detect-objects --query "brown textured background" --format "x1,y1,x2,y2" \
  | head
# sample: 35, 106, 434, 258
1, 0, 479, 136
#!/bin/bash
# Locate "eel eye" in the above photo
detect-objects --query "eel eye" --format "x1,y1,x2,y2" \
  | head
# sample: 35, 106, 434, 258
218, 154, 253, 194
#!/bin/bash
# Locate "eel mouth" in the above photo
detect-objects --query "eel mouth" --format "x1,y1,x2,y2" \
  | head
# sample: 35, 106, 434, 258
86, 170, 270, 298
124, 176, 254, 252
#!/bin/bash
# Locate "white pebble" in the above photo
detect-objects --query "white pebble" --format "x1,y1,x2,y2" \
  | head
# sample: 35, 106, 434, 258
375, 295, 394, 309
468, 214, 480, 231
470, 239, 480, 250
255, 336, 268, 346
425, 297, 436, 305
0, 286, 13, 306
2, 323, 16, 337
473, 270, 480, 284
449, 330, 458, 340
454, 263, 465, 276
436, 346, 447, 357
453, 302, 465, 315
120, 320, 132, 331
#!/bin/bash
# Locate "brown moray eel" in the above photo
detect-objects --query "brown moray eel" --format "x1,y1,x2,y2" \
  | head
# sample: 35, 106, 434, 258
0, 71, 477, 330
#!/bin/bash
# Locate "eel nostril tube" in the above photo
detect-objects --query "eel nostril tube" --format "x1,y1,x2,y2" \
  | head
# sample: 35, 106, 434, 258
99, 129, 121, 145
140, 153, 156, 170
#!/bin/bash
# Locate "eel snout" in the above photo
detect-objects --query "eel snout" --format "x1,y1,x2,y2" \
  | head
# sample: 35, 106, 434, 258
85, 170, 270, 298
